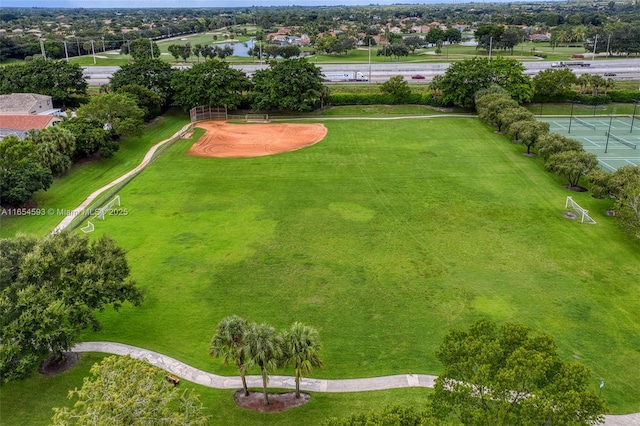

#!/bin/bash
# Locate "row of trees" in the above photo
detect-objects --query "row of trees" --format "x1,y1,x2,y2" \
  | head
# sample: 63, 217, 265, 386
209, 315, 323, 405
475, 25, 527, 55
475, 86, 640, 238
0, 59, 87, 106
476, 86, 598, 188
0, 232, 143, 382
167, 42, 235, 62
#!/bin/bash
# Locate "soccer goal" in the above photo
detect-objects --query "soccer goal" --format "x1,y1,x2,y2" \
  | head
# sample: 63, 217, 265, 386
81, 221, 94, 233
95, 195, 120, 220
565, 196, 596, 224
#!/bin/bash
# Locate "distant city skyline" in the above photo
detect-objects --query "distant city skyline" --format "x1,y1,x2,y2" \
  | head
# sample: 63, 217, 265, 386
2, 0, 525, 8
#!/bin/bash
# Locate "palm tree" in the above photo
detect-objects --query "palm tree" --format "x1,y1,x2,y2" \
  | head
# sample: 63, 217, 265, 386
244, 322, 283, 406
209, 315, 249, 396
282, 322, 323, 399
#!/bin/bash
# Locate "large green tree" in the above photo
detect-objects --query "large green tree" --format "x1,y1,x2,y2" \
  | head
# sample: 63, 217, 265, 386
171, 59, 251, 111
545, 150, 598, 188
249, 58, 324, 112
116, 84, 163, 121
109, 59, 175, 108
0, 59, 87, 105
76, 93, 145, 138
433, 319, 606, 426
519, 121, 550, 155
439, 57, 533, 109
380, 76, 411, 102
0, 136, 52, 207
244, 322, 283, 406
209, 315, 250, 396
51, 355, 210, 425
532, 68, 579, 98
536, 133, 584, 161
606, 165, 640, 238
128, 38, 160, 61
282, 322, 323, 399
59, 117, 118, 160
0, 233, 143, 382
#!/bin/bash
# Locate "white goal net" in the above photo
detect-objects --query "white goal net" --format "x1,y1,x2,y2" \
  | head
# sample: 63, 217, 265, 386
565, 196, 596, 224
95, 195, 120, 220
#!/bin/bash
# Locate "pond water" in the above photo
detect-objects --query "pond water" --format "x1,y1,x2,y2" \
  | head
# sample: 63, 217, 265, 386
221, 39, 255, 57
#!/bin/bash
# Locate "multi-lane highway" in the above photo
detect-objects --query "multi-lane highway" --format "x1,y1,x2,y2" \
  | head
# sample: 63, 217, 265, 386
82, 59, 640, 86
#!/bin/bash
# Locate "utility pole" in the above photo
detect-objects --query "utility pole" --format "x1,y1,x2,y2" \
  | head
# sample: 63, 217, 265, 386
39, 38, 46, 59
489, 36, 493, 58
606, 33, 611, 57
63, 40, 69, 61
91, 40, 96, 65
101, 36, 105, 52
368, 38, 371, 86
592, 34, 598, 60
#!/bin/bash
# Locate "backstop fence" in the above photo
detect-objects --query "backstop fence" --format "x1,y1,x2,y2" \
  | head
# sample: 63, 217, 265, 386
190, 106, 228, 123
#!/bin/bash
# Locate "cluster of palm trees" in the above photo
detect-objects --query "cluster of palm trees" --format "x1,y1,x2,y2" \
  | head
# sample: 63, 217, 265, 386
577, 74, 615, 96
209, 315, 323, 406
549, 25, 588, 50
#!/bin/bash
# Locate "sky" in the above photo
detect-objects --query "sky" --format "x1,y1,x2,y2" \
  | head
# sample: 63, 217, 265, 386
1, 0, 517, 8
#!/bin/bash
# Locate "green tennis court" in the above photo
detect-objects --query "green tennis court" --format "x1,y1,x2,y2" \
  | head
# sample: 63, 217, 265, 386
538, 115, 640, 171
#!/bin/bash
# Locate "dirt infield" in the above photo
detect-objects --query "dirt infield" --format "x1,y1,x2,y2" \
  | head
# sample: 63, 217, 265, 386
187, 121, 327, 158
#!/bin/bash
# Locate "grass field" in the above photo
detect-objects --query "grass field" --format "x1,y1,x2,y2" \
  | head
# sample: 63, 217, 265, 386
2, 116, 640, 423
76, 119, 640, 408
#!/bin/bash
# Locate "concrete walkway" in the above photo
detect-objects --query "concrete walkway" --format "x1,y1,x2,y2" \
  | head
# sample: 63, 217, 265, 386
73, 342, 638, 425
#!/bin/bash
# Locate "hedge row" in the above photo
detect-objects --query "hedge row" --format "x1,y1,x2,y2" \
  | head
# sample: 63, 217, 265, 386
531, 90, 639, 105
327, 92, 449, 107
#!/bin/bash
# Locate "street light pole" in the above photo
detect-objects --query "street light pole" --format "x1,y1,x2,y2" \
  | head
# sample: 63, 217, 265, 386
592, 34, 598, 60
631, 100, 639, 134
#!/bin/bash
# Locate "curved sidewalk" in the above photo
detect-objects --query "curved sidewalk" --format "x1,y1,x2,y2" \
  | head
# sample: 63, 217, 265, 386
73, 342, 638, 425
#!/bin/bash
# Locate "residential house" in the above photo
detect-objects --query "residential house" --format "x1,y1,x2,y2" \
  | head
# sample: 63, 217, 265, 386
0, 93, 60, 116
0, 93, 62, 140
0, 115, 61, 140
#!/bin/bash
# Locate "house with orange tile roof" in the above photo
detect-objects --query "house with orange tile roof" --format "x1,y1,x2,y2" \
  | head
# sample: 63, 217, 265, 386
0, 115, 61, 140
0, 93, 62, 139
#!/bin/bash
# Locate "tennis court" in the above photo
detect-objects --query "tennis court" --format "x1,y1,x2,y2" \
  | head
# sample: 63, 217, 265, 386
538, 115, 640, 171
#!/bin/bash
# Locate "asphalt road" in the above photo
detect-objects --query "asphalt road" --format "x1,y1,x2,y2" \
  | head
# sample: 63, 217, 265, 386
82, 58, 640, 86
